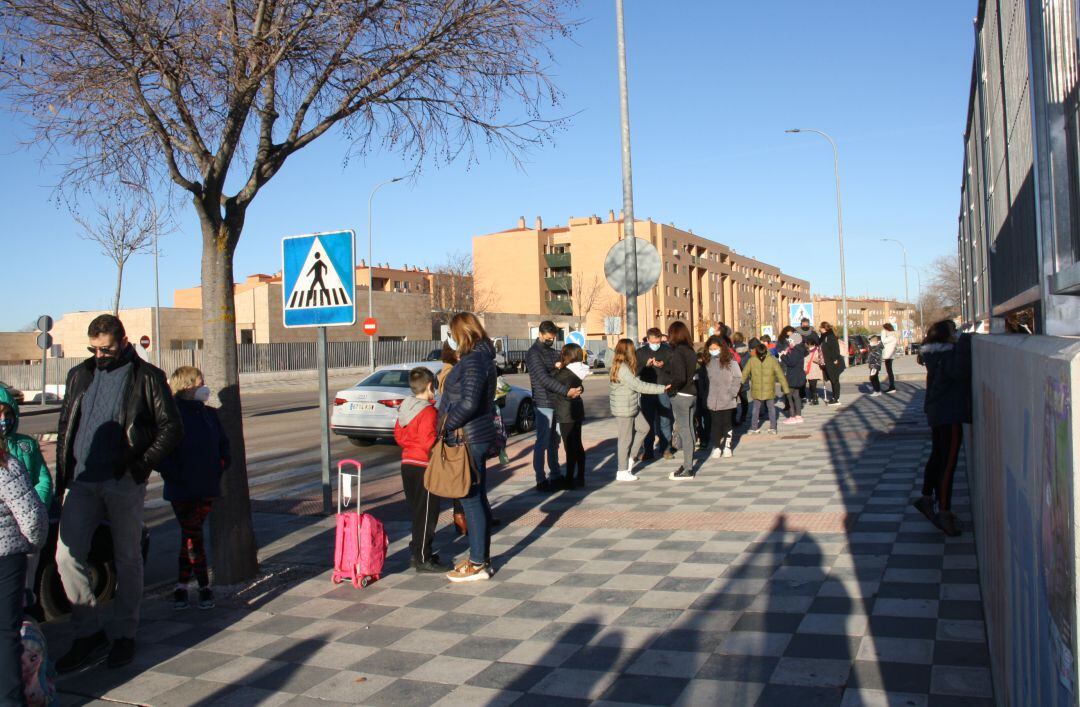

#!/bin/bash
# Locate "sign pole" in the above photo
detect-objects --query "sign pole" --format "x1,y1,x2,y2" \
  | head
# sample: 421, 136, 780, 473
40, 345, 46, 407
317, 326, 332, 515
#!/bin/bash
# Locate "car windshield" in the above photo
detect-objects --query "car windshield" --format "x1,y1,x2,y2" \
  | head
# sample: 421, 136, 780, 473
356, 370, 413, 388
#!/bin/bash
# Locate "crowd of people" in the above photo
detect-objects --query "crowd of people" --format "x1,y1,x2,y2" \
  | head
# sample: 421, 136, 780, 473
0, 309, 973, 698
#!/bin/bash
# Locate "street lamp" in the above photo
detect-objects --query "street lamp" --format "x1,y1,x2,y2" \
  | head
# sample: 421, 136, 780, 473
912, 267, 925, 337
880, 238, 910, 340
786, 128, 849, 352
367, 176, 404, 370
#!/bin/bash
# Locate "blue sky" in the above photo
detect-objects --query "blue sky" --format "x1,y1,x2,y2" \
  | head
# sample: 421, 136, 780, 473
0, 1, 976, 330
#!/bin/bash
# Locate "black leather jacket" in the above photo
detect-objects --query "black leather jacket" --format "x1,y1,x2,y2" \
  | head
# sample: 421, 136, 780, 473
56, 347, 182, 492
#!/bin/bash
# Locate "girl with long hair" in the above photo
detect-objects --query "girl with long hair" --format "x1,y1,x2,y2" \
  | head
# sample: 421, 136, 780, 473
818, 321, 845, 406
666, 321, 699, 480
609, 339, 668, 480
552, 343, 589, 488
702, 335, 742, 458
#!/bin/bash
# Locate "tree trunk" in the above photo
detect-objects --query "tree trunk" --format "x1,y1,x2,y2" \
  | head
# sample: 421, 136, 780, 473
198, 210, 259, 584
113, 258, 125, 315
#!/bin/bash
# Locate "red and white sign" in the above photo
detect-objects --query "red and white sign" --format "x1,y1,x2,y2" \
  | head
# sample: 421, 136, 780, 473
139, 335, 151, 350
362, 318, 378, 336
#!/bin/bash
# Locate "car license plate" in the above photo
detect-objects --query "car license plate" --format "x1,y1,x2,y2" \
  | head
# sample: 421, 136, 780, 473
347, 402, 376, 412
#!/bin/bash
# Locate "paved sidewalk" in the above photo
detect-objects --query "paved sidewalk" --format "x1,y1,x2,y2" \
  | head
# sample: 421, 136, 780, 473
49, 374, 993, 706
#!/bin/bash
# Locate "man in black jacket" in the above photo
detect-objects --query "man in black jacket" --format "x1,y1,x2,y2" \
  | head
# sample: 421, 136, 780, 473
636, 328, 674, 459
525, 321, 581, 492
55, 315, 182, 673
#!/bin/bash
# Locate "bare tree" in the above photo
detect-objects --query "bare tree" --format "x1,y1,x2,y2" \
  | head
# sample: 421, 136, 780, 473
571, 272, 604, 321
916, 254, 962, 330
72, 196, 166, 315
429, 251, 494, 328
0, 0, 577, 583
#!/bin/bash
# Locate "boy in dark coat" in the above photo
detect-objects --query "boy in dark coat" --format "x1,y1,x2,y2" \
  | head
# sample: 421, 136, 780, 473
867, 335, 885, 397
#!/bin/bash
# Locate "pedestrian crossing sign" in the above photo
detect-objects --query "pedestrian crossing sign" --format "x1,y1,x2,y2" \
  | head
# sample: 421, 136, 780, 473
281, 230, 356, 328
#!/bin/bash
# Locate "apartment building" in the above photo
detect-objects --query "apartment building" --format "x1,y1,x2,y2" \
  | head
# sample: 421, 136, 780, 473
812, 297, 918, 339
473, 213, 810, 340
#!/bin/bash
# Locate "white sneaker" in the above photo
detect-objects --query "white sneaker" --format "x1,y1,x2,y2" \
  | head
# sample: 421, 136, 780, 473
722, 447, 733, 458
615, 470, 638, 482
709, 448, 721, 460
832, 401, 842, 408
870, 392, 882, 397
627, 459, 637, 475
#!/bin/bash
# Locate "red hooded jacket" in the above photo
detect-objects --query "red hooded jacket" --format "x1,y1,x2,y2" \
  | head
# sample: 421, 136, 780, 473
393, 401, 438, 467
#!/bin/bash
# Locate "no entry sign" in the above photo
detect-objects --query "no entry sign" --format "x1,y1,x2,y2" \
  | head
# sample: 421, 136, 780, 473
362, 318, 378, 336
139, 335, 151, 350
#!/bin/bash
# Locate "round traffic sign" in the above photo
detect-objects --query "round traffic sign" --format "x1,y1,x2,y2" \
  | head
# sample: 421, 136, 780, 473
566, 331, 586, 348
35, 332, 52, 351
362, 317, 378, 336
604, 238, 662, 297
36, 315, 53, 333
139, 335, 151, 350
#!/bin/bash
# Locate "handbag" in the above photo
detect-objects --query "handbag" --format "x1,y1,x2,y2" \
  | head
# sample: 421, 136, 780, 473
424, 417, 473, 499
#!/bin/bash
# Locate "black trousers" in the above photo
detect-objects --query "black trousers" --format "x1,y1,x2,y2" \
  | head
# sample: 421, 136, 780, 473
709, 409, 734, 449
0, 554, 24, 705
825, 367, 842, 402
560, 420, 586, 482
807, 380, 820, 401
922, 424, 963, 511
401, 464, 441, 563
884, 359, 896, 391
735, 391, 749, 424
870, 373, 881, 392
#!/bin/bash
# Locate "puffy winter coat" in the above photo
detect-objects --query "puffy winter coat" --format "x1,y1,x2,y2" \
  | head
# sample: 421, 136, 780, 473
394, 398, 438, 467
0, 456, 47, 557
666, 344, 698, 397
705, 357, 742, 411
820, 330, 846, 376
780, 345, 808, 388
0, 386, 52, 506
881, 330, 898, 360
609, 363, 666, 418
742, 355, 790, 401
921, 337, 972, 427
440, 339, 498, 446
157, 398, 231, 503
552, 367, 585, 425
803, 345, 824, 382
867, 343, 884, 372
525, 339, 570, 409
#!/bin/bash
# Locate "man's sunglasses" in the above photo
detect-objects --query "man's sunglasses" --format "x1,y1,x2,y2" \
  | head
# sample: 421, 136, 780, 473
87, 345, 119, 354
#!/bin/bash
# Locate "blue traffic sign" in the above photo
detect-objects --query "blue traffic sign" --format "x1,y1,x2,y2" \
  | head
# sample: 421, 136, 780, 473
566, 331, 587, 348
282, 230, 356, 328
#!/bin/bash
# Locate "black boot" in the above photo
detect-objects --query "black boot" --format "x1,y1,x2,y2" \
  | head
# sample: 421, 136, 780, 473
57, 631, 109, 673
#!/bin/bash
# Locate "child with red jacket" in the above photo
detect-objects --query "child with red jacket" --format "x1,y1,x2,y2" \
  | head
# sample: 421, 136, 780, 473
393, 367, 446, 573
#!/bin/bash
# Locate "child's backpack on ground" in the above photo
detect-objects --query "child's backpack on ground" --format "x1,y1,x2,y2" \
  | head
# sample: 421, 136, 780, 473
20, 618, 56, 706
332, 460, 388, 588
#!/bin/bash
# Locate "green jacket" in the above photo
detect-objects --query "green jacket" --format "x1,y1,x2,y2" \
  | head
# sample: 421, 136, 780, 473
741, 355, 790, 401
0, 386, 53, 506
609, 363, 667, 418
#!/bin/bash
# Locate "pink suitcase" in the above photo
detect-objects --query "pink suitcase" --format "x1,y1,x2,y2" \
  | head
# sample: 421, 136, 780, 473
332, 459, 388, 588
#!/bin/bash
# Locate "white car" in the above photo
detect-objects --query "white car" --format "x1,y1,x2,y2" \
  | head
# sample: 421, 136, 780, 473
331, 361, 535, 446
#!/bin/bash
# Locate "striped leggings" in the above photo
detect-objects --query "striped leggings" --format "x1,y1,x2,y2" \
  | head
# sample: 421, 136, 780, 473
922, 424, 963, 512
172, 500, 213, 587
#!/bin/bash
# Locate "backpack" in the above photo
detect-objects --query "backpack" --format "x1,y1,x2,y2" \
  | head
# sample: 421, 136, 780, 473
20, 618, 56, 706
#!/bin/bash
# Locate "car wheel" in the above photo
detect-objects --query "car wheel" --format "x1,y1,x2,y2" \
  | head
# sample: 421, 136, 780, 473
516, 398, 536, 434
348, 437, 375, 447
39, 560, 116, 622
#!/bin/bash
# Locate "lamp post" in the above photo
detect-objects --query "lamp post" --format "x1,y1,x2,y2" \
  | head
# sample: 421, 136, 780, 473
367, 176, 404, 370
881, 238, 910, 341
615, 0, 639, 340
912, 267, 925, 338
786, 128, 849, 352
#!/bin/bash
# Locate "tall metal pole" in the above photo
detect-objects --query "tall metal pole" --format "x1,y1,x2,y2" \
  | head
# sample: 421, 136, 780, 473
154, 229, 161, 368
317, 326, 331, 515
786, 128, 849, 353
881, 238, 910, 339
367, 177, 403, 371
615, 0, 639, 341
912, 267, 925, 337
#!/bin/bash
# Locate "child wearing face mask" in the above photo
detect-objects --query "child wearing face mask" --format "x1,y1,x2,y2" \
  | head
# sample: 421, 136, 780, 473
159, 366, 231, 610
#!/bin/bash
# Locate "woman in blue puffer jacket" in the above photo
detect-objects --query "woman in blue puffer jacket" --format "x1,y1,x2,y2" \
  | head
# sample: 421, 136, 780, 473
439, 312, 497, 583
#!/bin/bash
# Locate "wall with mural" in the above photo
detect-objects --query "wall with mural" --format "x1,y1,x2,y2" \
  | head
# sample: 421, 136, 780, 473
970, 336, 1080, 706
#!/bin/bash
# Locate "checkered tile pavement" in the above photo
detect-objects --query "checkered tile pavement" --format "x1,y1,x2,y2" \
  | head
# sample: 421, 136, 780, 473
51, 381, 993, 706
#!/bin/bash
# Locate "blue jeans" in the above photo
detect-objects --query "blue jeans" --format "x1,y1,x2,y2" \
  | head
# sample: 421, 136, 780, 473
461, 441, 493, 565
641, 394, 673, 455
532, 407, 562, 483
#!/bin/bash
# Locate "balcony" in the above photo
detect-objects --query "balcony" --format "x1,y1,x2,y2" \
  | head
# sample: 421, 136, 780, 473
544, 252, 572, 269
545, 275, 572, 292
546, 299, 573, 315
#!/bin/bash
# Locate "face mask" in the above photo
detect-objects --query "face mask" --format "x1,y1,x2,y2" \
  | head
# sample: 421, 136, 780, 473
192, 386, 211, 403
648, 343, 660, 352
542, 338, 554, 348
0, 418, 11, 437
446, 336, 459, 352
709, 349, 721, 357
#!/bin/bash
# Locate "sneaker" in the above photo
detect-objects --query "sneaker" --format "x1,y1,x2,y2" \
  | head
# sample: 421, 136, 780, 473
781, 417, 799, 425
173, 588, 189, 610
794, 416, 805, 424
709, 448, 721, 460
747, 427, 762, 435
766, 428, 778, 435
447, 560, 492, 583
107, 637, 135, 669
197, 587, 215, 609
885, 388, 897, 394
832, 401, 842, 408
615, 470, 638, 482
870, 392, 882, 397
56, 631, 109, 674
662, 450, 674, 460
722, 447, 733, 458
535, 480, 553, 493
912, 495, 936, 525
414, 558, 450, 573
937, 511, 962, 537
668, 466, 695, 480
810, 398, 820, 405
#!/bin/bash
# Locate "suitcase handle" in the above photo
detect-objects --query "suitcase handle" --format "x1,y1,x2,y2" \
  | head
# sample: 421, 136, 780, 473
337, 459, 363, 514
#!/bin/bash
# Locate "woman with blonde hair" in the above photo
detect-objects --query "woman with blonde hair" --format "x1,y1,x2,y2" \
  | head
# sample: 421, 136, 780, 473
159, 367, 230, 609
439, 313, 498, 583
609, 339, 668, 481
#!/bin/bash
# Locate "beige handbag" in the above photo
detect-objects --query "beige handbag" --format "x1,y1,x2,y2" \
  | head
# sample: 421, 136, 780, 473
423, 419, 472, 499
